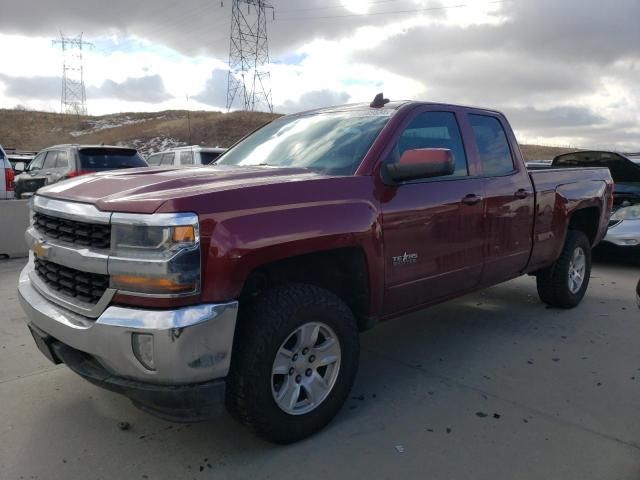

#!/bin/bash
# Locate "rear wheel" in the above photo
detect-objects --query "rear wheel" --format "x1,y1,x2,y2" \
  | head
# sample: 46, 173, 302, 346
225, 283, 359, 444
536, 230, 592, 308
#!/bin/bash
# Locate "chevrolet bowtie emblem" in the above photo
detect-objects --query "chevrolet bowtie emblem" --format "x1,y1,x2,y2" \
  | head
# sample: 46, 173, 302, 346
33, 241, 49, 259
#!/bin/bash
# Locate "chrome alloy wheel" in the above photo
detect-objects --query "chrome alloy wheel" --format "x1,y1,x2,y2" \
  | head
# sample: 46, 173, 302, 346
271, 322, 341, 415
568, 246, 586, 294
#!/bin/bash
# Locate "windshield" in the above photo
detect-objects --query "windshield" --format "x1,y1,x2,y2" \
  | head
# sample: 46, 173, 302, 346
215, 111, 391, 175
79, 148, 147, 171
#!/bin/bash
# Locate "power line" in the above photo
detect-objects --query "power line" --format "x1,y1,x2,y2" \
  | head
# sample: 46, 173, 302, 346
274, 0, 510, 21
52, 32, 93, 116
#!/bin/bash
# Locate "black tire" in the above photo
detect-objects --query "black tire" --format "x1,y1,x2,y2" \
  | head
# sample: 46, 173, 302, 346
225, 283, 360, 444
536, 230, 592, 308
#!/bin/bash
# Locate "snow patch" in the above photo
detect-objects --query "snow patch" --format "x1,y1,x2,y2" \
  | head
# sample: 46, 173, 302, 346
118, 137, 187, 157
69, 115, 164, 137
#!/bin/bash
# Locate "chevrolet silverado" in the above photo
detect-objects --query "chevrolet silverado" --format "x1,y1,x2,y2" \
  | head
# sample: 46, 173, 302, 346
18, 98, 614, 443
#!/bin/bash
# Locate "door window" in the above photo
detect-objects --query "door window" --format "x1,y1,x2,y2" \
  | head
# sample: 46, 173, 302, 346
42, 151, 58, 169
468, 114, 514, 176
388, 111, 468, 177
55, 151, 69, 168
147, 154, 162, 166
160, 153, 175, 165
180, 151, 194, 165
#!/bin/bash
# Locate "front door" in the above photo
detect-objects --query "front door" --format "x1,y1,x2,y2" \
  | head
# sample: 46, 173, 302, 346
380, 109, 486, 315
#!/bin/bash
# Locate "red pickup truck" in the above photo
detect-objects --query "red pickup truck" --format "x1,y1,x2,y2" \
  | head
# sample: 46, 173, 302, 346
18, 98, 613, 443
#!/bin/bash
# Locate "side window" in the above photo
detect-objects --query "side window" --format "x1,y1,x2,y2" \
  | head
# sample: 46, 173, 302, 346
160, 153, 175, 165
147, 154, 161, 166
180, 151, 194, 165
42, 151, 58, 169
388, 111, 468, 177
147, 154, 162, 166
469, 114, 514, 176
55, 151, 69, 168
29, 153, 46, 171
200, 152, 221, 164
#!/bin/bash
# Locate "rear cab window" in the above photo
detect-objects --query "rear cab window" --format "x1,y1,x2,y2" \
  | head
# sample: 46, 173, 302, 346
78, 148, 147, 171
468, 114, 515, 176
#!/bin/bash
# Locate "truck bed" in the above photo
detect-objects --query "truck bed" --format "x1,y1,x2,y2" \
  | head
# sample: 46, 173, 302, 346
526, 167, 613, 272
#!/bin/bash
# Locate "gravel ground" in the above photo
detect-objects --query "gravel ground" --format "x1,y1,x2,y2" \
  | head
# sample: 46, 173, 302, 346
1, 252, 639, 480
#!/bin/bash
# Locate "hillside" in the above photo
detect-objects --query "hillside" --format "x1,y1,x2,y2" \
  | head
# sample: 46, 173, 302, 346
0, 108, 575, 160
0, 109, 280, 156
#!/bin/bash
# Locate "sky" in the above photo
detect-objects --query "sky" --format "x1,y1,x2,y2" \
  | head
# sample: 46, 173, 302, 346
0, 0, 639, 150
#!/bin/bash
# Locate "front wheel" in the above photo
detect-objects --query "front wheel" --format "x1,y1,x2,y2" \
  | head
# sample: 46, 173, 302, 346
536, 230, 592, 308
225, 283, 359, 444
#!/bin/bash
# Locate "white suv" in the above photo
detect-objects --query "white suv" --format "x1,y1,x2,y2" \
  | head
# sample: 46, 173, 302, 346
146, 146, 227, 167
0, 145, 16, 200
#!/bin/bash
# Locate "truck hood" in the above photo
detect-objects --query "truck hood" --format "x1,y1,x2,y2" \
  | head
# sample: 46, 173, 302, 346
37, 165, 329, 213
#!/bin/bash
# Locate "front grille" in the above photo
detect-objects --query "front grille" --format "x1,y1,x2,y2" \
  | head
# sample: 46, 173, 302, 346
33, 212, 111, 249
34, 256, 109, 304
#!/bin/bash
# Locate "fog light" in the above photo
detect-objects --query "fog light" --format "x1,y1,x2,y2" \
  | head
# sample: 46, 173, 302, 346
132, 333, 155, 371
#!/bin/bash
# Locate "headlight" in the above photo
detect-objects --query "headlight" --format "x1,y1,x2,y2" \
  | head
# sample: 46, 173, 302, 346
610, 205, 640, 222
111, 224, 198, 256
109, 212, 201, 296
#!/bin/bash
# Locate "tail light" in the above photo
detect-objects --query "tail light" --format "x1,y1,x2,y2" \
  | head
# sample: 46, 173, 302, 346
66, 170, 96, 178
4, 168, 15, 192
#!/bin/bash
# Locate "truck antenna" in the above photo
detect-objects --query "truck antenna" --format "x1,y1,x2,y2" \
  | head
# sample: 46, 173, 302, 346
370, 92, 390, 108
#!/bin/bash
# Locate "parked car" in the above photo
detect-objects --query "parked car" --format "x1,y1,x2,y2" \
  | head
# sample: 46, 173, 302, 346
14, 145, 147, 199
146, 145, 227, 167
529, 151, 640, 248
4, 148, 37, 173
0, 145, 16, 199
18, 97, 613, 443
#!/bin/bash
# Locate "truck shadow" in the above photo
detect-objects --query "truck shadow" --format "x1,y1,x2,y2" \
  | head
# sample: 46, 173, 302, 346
13, 271, 640, 478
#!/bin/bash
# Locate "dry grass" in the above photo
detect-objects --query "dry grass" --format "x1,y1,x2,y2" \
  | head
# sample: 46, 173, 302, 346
0, 109, 280, 152
0, 108, 575, 161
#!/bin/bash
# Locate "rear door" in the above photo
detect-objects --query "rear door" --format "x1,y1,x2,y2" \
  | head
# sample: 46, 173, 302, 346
466, 112, 535, 285
380, 107, 486, 314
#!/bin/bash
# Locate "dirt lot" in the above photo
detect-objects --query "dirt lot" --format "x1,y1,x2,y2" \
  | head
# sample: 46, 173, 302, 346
1, 253, 639, 480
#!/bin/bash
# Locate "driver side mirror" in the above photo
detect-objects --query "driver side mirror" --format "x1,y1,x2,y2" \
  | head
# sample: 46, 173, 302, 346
14, 162, 25, 173
386, 148, 455, 182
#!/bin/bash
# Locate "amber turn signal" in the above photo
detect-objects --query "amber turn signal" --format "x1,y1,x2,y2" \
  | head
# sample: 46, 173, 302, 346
172, 225, 196, 243
111, 275, 194, 294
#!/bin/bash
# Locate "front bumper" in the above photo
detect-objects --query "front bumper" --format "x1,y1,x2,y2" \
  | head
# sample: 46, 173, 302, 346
603, 219, 640, 247
18, 261, 238, 388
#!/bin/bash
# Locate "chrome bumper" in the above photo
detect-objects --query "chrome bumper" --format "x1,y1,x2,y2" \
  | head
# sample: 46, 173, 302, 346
18, 263, 238, 385
603, 219, 640, 247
